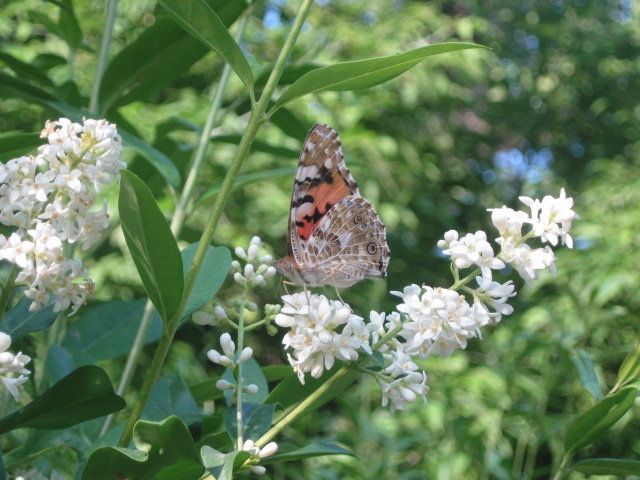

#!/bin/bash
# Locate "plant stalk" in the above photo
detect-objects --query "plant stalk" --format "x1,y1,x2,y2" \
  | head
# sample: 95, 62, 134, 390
89, 0, 119, 115
255, 366, 351, 448
117, 0, 315, 447
236, 288, 247, 449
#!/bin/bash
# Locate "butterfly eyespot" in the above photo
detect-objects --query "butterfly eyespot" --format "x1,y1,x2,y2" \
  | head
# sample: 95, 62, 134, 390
353, 213, 364, 224
360, 222, 368, 230
367, 232, 374, 238
367, 242, 377, 255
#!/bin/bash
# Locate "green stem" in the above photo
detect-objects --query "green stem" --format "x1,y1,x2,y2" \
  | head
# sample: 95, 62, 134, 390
0, 263, 18, 327
118, 329, 174, 446
550, 452, 572, 480
170, 8, 253, 237
99, 300, 155, 437
117, 0, 315, 447
244, 316, 270, 332
255, 365, 351, 448
449, 267, 480, 290
236, 288, 247, 449
89, 0, 119, 115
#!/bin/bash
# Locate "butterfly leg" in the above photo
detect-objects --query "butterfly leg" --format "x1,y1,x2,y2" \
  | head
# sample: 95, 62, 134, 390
334, 287, 347, 306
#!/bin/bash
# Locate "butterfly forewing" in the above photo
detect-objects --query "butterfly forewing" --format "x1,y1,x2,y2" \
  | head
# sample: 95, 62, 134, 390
289, 124, 358, 262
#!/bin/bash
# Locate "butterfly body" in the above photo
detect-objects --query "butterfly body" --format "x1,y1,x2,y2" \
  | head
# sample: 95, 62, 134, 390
276, 124, 389, 288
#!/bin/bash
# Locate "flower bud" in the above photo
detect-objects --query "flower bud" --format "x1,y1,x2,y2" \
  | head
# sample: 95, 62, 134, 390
213, 305, 227, 320
192, 311, 214, 326
260, 254, 273, 263
0, 332, 11, 352
244, 264, 255, 278
235, 247, 247, 259
239, 347, 253, 363
219, 333, 235, 357
251, 466, 266, 475
247, 244, 259, 260
231, 260, 241, 272
233, 272, 245, 285
250, 236, 261, 246
259, 442, 278, 458
242, 439, 256, 451
444, 230, 459, 243
246, 302, 258, 312
245, 384, 258, 395
215, 379, 235, 390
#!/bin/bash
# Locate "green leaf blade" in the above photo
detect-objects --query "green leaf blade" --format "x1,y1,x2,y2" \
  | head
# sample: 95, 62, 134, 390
118, 170, 184, 323
274, 42, 489, 108
0, 366, 125, 434
158, 0, 254, 91
564, 387, 638, 453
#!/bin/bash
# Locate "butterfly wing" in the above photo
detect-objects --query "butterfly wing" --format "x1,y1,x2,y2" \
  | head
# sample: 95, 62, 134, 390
302, 195, 390, 287
288, 123, 359, 264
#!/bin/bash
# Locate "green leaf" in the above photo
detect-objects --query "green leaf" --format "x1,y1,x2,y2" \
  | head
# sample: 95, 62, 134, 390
569, 458, 640, 476
0, 74, 181, 187
56, 0, 82, 49
119, 170, 184, 323
45, 344, 75, 384
119, 129, 181, 188
158, 0, 254, 91
99, 1, 246, 113
62, 300, 162, 361
615, 343, 640, 390
224, 403, 275, 441
565, 387, 638, 453
180, 243, 231, 318
98, 18, 208, 113
82, 416, 204, 480
3, 295, 57, 341
0, 52, 54, 87
145, 372, 202, 425
242, 358, 269, 404
572, 349, 602, 401
266, 365, 358, 412
263, 365, 293, 382
273, 42, 489, 109
201, 448, 251, 479
0, 366, 125, 434
197, 167, 295, 206
262, 441, 354, 464
0, 132, 42, 161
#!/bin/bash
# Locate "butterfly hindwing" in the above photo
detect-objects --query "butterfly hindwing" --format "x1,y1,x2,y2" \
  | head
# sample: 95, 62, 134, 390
288, 124, 359, 263
302, 195, 389, 286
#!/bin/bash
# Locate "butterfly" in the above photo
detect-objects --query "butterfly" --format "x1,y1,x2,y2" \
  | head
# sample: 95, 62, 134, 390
275, 123, 390, 288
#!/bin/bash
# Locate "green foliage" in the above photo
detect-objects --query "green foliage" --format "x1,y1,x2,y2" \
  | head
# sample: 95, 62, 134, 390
0, 366, 124, 434
82, 416, 204, 480
1, 0, 639, 478
119, 170, 184, 324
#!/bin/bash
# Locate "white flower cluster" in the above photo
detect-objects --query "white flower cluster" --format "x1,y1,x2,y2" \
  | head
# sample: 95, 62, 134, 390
207, 333, 258, 394
272, 190, 576, 414
489, 188, 577, 281
275, 292, 374, 383
0, 332, 31, 401
232, 236, 276, 288
241, 439, 278, 475
0, 118, 124, 313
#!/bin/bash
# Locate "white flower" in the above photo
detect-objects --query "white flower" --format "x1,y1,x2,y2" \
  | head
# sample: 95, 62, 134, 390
488, 206, 529, 238
192, 311, 214, 326
276, 293, 366, 383
520, 188, 577, 247
377, 345, 429, 413
394, 286, 489, 358
474, 276, 516, 323
498, 237, 556, 281
442, 230, 504, 280
0, 332, 31, 401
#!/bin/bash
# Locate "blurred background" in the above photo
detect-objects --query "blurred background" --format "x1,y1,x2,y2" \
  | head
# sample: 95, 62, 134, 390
1, 0, 639, 478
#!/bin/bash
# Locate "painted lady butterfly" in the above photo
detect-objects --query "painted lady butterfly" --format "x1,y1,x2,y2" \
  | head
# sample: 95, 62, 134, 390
275, 123, 390, 288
